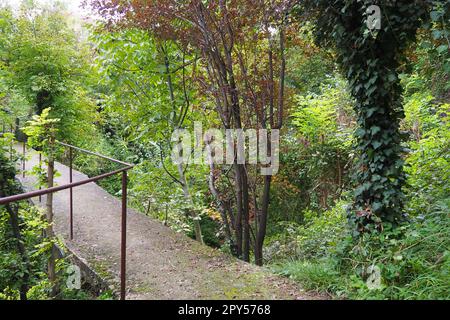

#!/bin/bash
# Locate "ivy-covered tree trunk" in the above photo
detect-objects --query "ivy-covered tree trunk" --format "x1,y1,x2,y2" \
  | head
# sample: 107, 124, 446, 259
302, 0, 430, 232
350, 52, 406, 231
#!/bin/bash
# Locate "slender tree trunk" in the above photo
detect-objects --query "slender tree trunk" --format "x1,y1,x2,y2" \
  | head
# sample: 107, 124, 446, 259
46, 157, 57, 294
231, 163, 250, 262
228, 59, 250, 261
177, 162, 204, 244
164, 204, 169, 226
162, 45, 204, 244
233, 163, 243, 258
255, 22, 286, 265
145, 197, 152, 216
337, 152, 343, 197
255, 175, 271, 266
241, 165, 250, 262
207, 160, 233, 248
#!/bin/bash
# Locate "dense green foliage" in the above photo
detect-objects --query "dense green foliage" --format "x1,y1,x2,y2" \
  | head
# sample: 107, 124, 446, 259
271, 39, 450, 300
273, 199, 449, 299
271, 82, 450, 298
0, 135, 100, 299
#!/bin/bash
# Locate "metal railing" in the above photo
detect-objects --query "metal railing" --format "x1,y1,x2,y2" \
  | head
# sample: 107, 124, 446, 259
0, 139, 134, 300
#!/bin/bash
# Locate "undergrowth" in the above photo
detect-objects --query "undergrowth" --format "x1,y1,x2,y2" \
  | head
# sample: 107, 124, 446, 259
272, 199, 449, 300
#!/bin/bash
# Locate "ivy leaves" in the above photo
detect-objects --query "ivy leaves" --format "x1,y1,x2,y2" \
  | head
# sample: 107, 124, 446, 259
301, 0, 431, 230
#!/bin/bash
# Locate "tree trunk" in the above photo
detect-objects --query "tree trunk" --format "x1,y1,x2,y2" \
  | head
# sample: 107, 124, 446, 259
207, 160, 234, 249
233, 163, 243, 258
255, 22, 286, 266
177, 162, 204, 244
163, 45, 204, 244
228, 59, 250, 262
255, 175, 271, 266
241, 165, 250, 262
46, 157, 57, 295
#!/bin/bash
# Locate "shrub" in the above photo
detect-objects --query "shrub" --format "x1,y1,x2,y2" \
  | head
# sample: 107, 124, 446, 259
404, 102, 450, 214
264, 200, 349, 262
273, 200, 450, 300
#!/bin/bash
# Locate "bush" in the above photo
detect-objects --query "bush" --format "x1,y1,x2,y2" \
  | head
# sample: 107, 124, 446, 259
273, 259, 343, 295
273, 200, 450, 300
187, 215, 222, 248
271, 75, 450, 300
404, 102, 450, 214
264, 200, 349, 262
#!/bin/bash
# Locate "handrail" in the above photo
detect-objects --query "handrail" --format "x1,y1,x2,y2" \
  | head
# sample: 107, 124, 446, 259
0, 165, 132, 205
0, 140, 134, 300
56, 141, 134, 167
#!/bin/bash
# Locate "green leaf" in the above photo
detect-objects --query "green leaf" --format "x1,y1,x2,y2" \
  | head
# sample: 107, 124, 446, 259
432, 30, 442, 40
366, 107, 377, 117
372, 140, 382, 149
430, 10, 442, 22
371, 126, 381, 135
387, 73, 397, 82
437, 45, 448, 54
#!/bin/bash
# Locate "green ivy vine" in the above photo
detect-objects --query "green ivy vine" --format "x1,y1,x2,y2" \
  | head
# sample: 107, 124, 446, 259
300, 0, 433, 232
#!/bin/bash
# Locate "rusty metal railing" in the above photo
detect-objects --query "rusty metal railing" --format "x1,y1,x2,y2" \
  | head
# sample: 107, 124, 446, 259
0, 140, 134, 300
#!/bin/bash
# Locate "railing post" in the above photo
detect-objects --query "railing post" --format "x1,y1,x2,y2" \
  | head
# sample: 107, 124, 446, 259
9, 125, 12, 161
120, 170, 127, 300
39, 152, 42, 202
69, 147, 74, 240
22, 141, 25, 178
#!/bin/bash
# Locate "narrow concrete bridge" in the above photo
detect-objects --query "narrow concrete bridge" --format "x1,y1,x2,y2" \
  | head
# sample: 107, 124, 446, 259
15, 145, 319, 300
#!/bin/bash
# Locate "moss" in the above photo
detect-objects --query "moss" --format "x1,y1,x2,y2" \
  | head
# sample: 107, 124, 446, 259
89, 259, 114, 283
133, 283, 155, 294
199, 263, 284, 299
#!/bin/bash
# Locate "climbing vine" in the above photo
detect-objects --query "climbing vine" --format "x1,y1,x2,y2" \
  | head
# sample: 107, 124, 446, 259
300, 0, 431, 232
